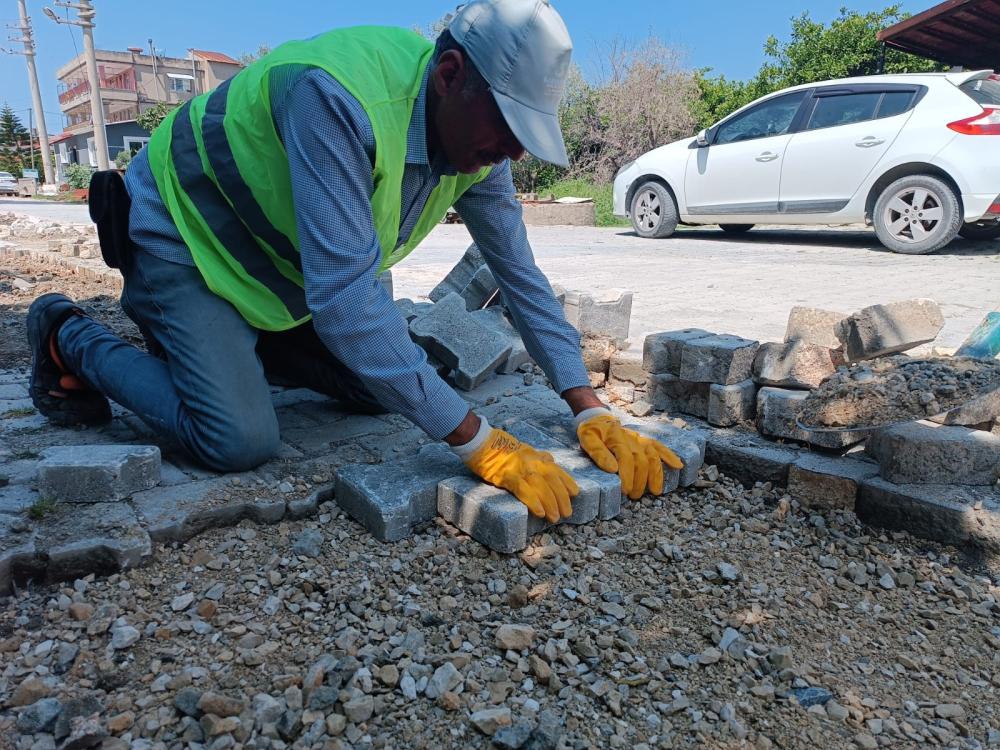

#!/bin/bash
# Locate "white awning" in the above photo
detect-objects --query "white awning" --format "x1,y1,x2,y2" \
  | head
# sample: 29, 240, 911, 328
166, 73, 195, 80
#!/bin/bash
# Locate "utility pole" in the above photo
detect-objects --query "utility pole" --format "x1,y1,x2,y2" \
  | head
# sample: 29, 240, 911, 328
0, 0, 55, 183
45, 0, 109, 170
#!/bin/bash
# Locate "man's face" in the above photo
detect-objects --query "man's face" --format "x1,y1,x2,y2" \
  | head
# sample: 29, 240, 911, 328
430, 52, 527, 174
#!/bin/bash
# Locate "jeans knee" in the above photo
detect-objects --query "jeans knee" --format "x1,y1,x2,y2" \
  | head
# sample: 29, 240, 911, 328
186, 414, 280, 472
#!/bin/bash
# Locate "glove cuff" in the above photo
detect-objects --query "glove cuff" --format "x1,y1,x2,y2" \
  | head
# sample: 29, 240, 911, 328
573, 406, 613, 429
450, 415, 492, 459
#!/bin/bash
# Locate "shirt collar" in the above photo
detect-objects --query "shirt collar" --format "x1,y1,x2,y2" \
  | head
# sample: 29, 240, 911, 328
407, 62, 456, 176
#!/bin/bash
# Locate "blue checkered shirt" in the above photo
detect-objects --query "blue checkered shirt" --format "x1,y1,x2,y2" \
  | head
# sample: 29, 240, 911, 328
124, 63, 588, 439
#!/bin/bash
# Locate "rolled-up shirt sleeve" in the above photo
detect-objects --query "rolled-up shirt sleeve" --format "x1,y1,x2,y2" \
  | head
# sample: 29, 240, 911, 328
455, 160, 590, 395
277, 70, 470, 439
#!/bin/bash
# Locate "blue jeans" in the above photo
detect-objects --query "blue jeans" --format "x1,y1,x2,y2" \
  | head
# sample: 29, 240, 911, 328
57, 248, 382, 471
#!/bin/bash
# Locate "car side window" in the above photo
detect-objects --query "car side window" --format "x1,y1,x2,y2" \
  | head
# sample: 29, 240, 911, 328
877, 91, 915, 118
714, 92, 806, 145
806, 92, 881, 130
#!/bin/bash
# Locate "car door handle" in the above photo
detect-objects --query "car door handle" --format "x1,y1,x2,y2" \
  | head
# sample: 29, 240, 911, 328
755, 152, 779, 162
855, 137, 885, 148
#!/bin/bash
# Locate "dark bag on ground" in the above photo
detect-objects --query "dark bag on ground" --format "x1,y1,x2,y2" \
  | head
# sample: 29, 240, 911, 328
88, 170, 133, 270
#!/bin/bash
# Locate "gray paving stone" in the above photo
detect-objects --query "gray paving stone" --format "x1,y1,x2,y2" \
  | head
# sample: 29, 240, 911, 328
282, 413, 397, 454
269, 388, 333, 410
784, 306, 847, 349
410, 292, 512, 391
477, 395, 562, 429
38, 445, 161, 502
469, 307, 531, 374
788, 454, 879, 511
643, 329, 713, 376
358, 427, 431, 463
562, 289, 633, 345
867, 421, 1000, 486
394, 298, 434, 323
0, 515, 36, 596
0, 483, 39, 515
609, 351, 648, 388
835, 298, 944, 361
929, 387, 1000, 427
0, 397, 34, 415
649, 374, 710, 418
0, 383, 29, 400
288, 485, 334, 520
679, 334, 759, 385
32, 501, 152, 584
429, 243, 486, 302
625, 419, 707, 488
857, 477, 1000, 553
438, 476, 542, 554
756, 387, 868, 450
132, 477, 287, 543
0, 458, 40, 486
705, 427, 802, 487
461, 265, 499, 310
335, 445, 465, 542
752, 341, 843, 389
707, 380, 757, 427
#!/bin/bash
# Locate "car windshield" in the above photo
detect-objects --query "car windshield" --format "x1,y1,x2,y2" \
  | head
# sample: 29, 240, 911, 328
960, 76, 1000, 107
0, 172, 14, 180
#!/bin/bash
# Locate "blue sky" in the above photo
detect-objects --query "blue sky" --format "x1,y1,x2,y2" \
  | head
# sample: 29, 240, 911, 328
1, 0, 928, 135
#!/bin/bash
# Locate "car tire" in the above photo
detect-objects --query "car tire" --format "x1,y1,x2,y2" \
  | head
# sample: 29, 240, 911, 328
629, 181, 678, 239
719, 224, 754, 234
873, 175, 961, 255
958, 220, 1000, 241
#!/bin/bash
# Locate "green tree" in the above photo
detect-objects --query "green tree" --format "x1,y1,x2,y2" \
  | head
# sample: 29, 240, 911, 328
238, 44, 272, 66
0, 103, 30, 147
137, 102, 179, 134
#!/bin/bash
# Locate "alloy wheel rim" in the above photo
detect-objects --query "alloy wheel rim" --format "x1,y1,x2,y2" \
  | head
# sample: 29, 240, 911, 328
636, 190, 661, 231
883, 187, 944, 244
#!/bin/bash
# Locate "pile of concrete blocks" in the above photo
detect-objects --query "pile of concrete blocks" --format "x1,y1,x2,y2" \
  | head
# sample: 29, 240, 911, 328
46, 236, 101, 260
643, 329, 759, 428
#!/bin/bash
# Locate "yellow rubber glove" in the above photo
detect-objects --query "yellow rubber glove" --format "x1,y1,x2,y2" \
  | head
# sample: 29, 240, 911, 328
462, 424, 579, 523
576, 410, 684, 500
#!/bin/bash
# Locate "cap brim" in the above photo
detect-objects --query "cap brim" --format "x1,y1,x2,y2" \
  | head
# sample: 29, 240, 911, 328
492, 89, 569, 168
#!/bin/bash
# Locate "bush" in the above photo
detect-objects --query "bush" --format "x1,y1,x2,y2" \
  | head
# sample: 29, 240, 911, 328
545, 179, 627, 228
64, 163, 96, 190
115, 149, 133, 170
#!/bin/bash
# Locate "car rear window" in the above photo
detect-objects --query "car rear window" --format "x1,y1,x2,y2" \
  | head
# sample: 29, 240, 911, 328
961, 77, 1000, 106
877, 91, 915, 118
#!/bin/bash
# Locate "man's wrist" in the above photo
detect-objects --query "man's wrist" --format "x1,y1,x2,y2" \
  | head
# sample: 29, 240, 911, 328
561, 385, 606, 416
444, 410, 482, 447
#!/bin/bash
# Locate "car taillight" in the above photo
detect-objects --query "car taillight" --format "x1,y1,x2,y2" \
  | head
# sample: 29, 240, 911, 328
948, 107, 1000, 134
989, 199, 1000, 215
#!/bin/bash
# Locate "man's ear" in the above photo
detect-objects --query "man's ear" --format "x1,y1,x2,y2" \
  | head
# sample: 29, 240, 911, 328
430, 49, 467, 97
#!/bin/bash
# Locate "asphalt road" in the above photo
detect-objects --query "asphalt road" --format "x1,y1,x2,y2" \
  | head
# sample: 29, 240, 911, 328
5, 197, 997, 352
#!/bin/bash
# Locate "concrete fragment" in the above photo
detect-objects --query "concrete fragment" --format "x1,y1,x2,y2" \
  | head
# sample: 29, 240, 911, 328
643, 329, 712, 375
752, 341, 844, 389
788, 454, 879, 511
679, 334, 759, 385
867, 421, 1000, 486
334, 445, 465, 542
410, 293, 512, 390
469, 307, 531, 374
429, 243, 485, 302
562, 289, 633, 344
708, 380, 757, 427
580, 335, 617, 375
609, 351, 648, 388
929, 387, 999, 427
835, 298, 944, 361
0, 515, 36, 596
37, 445, 160, 502
705, 427, 801, 487
756, 387, 868, 449
649, 374, 710, 418
858, 477, 1000, 553
784, 306, 847, 349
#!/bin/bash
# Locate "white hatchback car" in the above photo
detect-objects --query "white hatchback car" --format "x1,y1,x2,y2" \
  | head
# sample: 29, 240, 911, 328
613, 71, 1000, 254
0, 171, 18, 197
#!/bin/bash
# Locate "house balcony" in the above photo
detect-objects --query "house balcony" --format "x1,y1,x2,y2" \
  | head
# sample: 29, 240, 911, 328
63, 104, 140, 134
58, 67, 139, 109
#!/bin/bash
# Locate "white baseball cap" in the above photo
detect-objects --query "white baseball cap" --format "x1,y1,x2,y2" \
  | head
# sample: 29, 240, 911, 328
449, 0, 572, 167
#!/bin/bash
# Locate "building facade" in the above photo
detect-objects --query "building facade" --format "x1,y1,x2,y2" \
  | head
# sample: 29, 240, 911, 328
53, 47, 242, 180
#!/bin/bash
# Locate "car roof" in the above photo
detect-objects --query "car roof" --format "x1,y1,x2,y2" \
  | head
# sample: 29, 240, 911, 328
776, 69, 993, 94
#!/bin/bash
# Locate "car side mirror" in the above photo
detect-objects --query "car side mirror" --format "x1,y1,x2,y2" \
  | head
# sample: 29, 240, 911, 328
696, 129, 710, 147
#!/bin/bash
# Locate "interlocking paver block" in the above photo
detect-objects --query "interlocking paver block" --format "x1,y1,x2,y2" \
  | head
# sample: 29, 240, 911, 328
410, 293, 512, 391
33, 501, 152, 584
752, 341, 844, 389
394, 298, 434, 323
625, 419, 706, 488
469, 307, 531, 374
784, 307, 847, 349
788, 454, 879, 511
0, 484, 39, 516
858, 478, 1000, 553
562, 289, 633, 344
429, 243, 486, 302
461, 265, 500, 310
0, 515, 36, 596
835, 298, 944, 361
0, 383, 28, 400
643, 329, 713, 375
756, 387, 867, 450
438, 477, 544, 554
679, 334, 759, 385
867, 421, 1000, 486
649, 374, 710, 418
38, 445, 161, 502
705, 427, 802, 487
335, 445, 465, 542
708, 380, 757, 427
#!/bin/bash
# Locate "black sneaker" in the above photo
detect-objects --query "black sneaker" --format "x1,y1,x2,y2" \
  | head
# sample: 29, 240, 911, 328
27, 293, 111, 426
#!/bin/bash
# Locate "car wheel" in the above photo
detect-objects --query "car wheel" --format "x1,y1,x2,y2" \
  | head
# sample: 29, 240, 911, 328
719, 224, 754, 234
873, 175, 961, 255
958, 220, 1000, 241
629, 181, 678, 239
